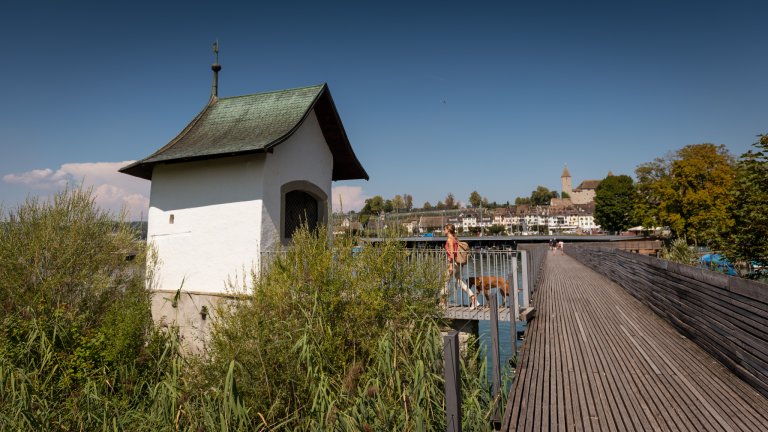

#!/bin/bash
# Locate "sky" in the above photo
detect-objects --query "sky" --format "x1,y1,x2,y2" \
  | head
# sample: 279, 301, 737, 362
1, 0, 766, 218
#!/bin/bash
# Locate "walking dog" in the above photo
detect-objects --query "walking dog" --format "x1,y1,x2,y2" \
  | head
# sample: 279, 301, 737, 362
467, 276, 511, 306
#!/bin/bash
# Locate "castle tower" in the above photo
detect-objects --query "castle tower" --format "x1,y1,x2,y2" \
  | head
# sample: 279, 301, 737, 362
561, 165, 572, 197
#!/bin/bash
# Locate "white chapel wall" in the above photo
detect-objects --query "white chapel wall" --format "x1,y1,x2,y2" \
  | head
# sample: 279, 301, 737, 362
260, 109, 333, 251
147, 154, 266, 295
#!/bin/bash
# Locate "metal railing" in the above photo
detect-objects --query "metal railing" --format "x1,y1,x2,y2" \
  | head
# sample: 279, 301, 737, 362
258, 247, 529, 314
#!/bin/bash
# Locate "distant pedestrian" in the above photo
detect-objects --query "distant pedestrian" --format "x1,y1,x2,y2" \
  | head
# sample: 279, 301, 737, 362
557, 240, 564, 255
443, 224, 478, 309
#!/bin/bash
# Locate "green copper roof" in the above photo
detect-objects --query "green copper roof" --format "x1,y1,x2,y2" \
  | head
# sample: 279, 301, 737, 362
120, 83, 368, 181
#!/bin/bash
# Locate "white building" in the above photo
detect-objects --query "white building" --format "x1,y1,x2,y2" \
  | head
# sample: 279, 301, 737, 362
121, 65, 367, 349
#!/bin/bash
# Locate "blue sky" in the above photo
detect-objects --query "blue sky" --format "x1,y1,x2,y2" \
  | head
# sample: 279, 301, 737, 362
1, 0, 766, 217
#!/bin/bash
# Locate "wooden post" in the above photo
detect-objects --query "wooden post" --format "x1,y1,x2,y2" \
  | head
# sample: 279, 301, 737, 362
443, 331, 462, 432
490, 295, 502, 428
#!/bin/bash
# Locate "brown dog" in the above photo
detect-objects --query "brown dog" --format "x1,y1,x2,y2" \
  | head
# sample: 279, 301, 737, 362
467, 276, 511, 306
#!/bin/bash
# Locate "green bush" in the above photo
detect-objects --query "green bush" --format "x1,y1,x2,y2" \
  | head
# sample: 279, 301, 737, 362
205, 227, 494, 430
0, 186, 153, 369
1, 188, 498, 431
0, 187, 156, 429
661, 237, 697, 265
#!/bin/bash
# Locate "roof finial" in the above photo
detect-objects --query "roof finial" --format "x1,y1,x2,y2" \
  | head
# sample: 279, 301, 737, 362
210, 40, 221, 99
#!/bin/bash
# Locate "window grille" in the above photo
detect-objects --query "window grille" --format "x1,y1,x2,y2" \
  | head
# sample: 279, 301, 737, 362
284, 190, 318, 239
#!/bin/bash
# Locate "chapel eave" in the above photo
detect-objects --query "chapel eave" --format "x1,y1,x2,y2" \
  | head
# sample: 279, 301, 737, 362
120, 83, 368, 181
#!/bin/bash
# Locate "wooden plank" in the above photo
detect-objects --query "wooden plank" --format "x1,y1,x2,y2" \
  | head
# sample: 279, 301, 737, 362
520, 306, 537, 322
552, 275, 567, 432
578, 264, 677, 432
567, 246, 768, 397
557, 269, 583, 432
582, 296, 653, 432
584, 253, 752, 429
584, 263, 713, 431
505, 252, 768, 431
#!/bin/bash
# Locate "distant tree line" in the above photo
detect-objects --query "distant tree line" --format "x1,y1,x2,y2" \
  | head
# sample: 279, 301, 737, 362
590, 135, 768, 268
359, 191, 510, 221
514, 186, 560, 206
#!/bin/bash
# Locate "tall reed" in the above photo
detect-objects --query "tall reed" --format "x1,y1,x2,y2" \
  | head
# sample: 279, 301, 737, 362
204, 227, 495, 430
1, 188, 499, 430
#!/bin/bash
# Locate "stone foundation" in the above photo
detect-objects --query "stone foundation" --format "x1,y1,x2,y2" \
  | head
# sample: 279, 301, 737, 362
151, 290, 235, 354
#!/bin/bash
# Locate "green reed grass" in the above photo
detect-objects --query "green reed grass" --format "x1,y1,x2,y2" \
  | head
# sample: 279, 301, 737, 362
1, 187, 499, 431
204, 227, 495, 430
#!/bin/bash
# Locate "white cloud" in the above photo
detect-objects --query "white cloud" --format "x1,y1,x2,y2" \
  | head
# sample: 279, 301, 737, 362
3, 168, 58, 186
3, 161, 150, 220
331, 186, 367, 212
5, 164, 369, 218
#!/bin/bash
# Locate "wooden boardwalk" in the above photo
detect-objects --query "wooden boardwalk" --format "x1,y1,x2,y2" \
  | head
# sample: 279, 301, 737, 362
503, 253, 768, 431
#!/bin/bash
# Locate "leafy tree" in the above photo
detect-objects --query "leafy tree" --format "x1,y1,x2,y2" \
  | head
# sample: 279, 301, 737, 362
404, 194, 413, 210
361, 195, 385, 214
561, 191, 570, 199
720, 134, 768, 263
594, 174, 637, 234
383, 199, 394, 213
392, 194, 405, 211
436, 201, 445, 210
469, 191, 482, 207
635, 144, 735, 244
634, 156, 670, 229
423, 201, 433, 210
515, 197, 531, 205
444, 193, 458, 209
530, 186, 557, 206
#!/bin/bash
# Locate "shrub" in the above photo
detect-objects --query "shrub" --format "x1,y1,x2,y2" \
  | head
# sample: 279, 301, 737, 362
661, 237, 697, 265
0, 186, 153, 369
0, 187, 177, 430
1, 188, 497, 431
205, 227, 494, 430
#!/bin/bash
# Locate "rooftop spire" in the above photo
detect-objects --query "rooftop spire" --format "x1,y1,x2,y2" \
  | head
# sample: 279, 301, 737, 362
210, 40, 221, 99
561, 164, 571, 178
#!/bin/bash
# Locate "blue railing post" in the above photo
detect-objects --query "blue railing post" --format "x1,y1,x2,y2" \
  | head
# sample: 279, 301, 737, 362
520, 250, 530, 307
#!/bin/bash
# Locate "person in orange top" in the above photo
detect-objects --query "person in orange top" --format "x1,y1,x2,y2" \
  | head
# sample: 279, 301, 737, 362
444, 223, 478, 309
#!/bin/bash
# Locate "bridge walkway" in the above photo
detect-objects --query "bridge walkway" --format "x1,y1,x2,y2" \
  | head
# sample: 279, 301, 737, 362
502, 253, 768, 432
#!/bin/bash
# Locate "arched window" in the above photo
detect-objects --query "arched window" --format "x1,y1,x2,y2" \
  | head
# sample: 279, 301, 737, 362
280, 180, 328, 242
284, 190, 319, 239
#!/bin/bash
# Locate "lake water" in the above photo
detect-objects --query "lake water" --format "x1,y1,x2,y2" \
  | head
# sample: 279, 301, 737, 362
478, 288, 527, 388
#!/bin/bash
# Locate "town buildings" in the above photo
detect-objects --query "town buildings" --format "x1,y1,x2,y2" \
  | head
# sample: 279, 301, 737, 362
354, 166, 605, 236
406, 204, 599, 235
